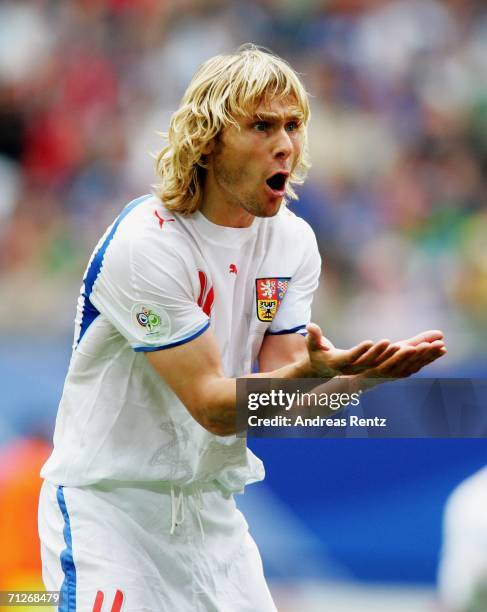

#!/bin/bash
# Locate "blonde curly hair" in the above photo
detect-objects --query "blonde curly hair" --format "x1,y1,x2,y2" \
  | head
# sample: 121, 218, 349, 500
154, 44, 311, 215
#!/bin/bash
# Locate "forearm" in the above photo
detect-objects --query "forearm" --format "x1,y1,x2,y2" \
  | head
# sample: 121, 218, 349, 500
148, 328, 333, 436
194, 356, 332, 435
200, 367, 388, 435
252, 355, 315, 379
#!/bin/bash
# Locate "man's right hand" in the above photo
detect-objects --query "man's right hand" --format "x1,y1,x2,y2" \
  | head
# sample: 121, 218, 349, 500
305, 323, 399, 377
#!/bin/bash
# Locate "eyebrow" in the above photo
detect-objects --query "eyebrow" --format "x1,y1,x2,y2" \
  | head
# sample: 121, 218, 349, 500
252, 109, 304, 122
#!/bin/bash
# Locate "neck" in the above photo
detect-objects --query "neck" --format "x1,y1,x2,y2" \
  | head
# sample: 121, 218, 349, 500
200, 173, 254, 228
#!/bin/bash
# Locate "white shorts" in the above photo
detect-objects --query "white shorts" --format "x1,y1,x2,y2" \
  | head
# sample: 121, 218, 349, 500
38, 480, 277, 612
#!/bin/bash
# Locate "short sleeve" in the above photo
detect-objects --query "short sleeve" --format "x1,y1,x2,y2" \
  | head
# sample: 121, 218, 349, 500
267, 225, 321, 336
88, 229, 209, 352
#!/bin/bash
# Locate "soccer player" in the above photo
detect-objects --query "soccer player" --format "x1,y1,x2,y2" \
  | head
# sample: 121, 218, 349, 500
38, 45, 447, 611
438, 467, 487, 611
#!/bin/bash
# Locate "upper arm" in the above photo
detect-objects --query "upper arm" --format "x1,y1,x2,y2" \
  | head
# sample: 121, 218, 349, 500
85, 221, 233, 432
267, 222, 321, 336
258, 222, 320, 370
258, 332, 308, 372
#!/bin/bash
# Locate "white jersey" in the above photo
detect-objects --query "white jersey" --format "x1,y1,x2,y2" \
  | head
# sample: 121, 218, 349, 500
41, 194, 321, 493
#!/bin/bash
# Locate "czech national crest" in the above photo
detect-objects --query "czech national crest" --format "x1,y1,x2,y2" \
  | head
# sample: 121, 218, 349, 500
256, 277, 290, 322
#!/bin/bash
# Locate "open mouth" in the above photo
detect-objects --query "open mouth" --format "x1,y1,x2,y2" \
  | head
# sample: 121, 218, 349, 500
265, 172, 288, 193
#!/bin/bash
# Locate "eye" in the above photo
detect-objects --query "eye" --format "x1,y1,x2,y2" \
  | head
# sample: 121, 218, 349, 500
285, 121, 299, 132
253, 121, 269, 132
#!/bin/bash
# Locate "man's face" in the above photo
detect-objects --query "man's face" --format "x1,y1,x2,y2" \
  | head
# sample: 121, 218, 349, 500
205, 98, 304, 221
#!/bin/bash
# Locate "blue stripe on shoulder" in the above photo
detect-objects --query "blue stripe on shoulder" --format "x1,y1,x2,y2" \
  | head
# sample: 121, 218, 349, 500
75, 194, 152, 347
57, 486, 76, 611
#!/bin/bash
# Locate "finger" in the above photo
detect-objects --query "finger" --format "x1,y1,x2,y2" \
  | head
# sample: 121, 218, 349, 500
405, 330, 444, 346
345, 339, 375, 363
306, 323, 330, 351
370, 343, 447, 378
397, 340, 444, 371
395, 352, 429, 377
361, 343, 402, 368
374, 346, 417, 376
418, 351, 446, 369
428, 340, 446, 350
414, 341, 437, 354
414, 341, 446, 360
375, 343, 401, 362
353, 340, 391, 366
412, 345, 448, 369
394, 343, 447, 376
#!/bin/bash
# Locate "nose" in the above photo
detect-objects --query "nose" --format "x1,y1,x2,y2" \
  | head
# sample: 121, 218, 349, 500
272, 127, 293, 160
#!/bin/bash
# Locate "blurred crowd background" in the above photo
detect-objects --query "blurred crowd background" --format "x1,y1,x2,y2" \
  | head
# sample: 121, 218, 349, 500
0, 0, 486, 610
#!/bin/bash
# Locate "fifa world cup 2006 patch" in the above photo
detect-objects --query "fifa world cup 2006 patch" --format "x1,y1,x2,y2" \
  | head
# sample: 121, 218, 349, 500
255, 277, 290, 322
132, 303, 170, 340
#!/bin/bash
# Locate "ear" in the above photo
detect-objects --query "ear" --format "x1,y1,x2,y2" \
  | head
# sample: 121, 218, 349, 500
201, 139, 215, 155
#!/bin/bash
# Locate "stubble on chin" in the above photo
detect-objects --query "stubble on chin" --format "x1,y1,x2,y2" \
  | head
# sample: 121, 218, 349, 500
214, 162, 281, 218
244, 196, 282, 218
